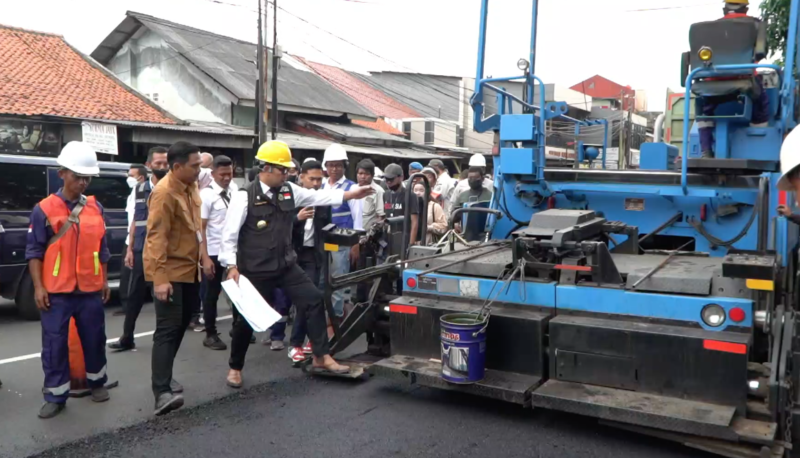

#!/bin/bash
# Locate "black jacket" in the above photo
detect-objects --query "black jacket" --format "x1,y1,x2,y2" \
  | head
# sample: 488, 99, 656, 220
292, 204, 332, 267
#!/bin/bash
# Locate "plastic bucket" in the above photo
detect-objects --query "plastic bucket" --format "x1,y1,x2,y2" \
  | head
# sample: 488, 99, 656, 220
440, 313, 487, 384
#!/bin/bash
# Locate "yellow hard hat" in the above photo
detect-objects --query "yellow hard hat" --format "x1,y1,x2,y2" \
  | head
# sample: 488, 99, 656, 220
725, 0, 749, 5
255, 140, 294, 168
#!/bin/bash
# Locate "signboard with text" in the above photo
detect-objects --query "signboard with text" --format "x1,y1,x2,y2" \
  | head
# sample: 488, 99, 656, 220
81, 122, 118, 156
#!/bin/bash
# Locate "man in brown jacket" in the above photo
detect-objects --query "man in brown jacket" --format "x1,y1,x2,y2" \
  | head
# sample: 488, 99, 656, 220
143, 141, 202, 416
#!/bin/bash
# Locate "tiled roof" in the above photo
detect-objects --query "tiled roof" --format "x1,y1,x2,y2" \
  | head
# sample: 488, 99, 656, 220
0, 24, 176, 124
352, 118, 405, 136
297, 57, 421, 120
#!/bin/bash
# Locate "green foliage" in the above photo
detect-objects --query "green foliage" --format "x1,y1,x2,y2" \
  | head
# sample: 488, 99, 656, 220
761, 0, 791, 64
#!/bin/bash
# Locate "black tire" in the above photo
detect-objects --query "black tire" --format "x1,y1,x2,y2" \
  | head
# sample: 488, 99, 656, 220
15, 273, 41, 321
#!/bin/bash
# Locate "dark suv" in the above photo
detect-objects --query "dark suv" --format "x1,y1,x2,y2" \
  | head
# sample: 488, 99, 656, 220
0, 154, 130, 320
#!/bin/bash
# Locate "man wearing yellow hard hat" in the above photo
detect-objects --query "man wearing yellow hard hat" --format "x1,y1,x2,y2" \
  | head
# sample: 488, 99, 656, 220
218, 140, 373, 387
723, 0, 749, 19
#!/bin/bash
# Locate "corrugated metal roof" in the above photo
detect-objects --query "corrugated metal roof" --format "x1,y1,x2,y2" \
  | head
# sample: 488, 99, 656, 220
274, 132, 442, 159
297, 119, 412, 144
92, 12, 375, 120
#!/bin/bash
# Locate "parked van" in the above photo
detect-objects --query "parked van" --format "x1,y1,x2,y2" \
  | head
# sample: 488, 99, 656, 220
0, 154, 130, 320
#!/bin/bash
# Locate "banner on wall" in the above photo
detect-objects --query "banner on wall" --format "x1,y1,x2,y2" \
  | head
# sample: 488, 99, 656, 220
81, 122, 118, 156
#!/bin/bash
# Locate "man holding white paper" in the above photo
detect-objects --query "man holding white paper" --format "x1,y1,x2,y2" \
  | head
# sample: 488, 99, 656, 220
218, 140, 373, 388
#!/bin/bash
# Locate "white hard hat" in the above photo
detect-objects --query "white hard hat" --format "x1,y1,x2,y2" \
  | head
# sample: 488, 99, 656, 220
469, 154, 487, 167
57, 141, 100, 176
778, 129, 800, 191
374, 166, 384, 178
322, 143, 348, 169
303, 157, 318, 164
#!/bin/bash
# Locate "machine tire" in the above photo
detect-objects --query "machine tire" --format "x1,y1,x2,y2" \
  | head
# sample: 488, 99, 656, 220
15, 273, 40, 321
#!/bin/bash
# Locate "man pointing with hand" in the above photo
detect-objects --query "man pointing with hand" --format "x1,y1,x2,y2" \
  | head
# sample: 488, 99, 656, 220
219, 141, 373, 388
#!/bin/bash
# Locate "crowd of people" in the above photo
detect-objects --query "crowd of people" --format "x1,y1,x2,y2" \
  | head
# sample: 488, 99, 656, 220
24, 138, 494, 419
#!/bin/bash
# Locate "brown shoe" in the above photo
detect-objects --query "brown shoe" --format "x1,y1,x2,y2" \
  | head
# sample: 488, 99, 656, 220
226, 369, 243, 389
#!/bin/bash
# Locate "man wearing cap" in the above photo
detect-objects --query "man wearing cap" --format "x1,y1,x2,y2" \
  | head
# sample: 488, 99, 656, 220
220, 141, 373, 387
383, 163, 420, 251
405, 162, 423, 189
450, 154, 494, 218
321, 143, 362, 322
26, 142, 112, 419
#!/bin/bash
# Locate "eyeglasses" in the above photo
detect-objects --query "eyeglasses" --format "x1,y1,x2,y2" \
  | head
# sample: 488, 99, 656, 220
266, 165, 288, 175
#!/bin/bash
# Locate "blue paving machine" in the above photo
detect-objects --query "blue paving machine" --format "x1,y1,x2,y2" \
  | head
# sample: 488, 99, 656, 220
370, 1, 800, 456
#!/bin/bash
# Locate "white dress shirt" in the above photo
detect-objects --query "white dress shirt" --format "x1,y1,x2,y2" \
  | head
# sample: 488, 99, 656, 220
198, 168, 213, 190
219, 181, 345, 268
200, 180, 239, 257
303, 216, 315, 248
322, 175, 363, 230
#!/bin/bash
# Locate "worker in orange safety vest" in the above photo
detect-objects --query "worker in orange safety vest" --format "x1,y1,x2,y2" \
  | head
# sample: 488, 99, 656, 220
25, 141, 112, 419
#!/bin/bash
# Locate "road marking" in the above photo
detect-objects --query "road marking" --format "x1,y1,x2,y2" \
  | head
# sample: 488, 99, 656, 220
0, 314, 233, 366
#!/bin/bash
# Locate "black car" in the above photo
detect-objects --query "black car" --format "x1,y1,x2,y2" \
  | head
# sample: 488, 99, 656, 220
0, 154, 131, 320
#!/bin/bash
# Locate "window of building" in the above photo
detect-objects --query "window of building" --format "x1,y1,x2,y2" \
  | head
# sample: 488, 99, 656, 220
402, 122, 411, 137
87, 175, 130, 210
457, 127, 465, 147
0, 164, 47, 211
424, 121, 435, 145
152, 93, 159, 103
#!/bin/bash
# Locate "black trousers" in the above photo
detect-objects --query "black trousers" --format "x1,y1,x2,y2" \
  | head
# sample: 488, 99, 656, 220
203, 256, 225, 337
229, 263, 329, 370
289, 247, 321, 348
121, 251, 149, 345
151, 281, 198, 398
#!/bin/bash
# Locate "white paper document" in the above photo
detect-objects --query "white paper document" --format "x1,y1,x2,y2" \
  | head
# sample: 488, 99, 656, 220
221, 275, 282, 333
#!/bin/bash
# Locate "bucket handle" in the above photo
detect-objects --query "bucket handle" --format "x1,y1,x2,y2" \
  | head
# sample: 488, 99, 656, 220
472, 314, 490, 338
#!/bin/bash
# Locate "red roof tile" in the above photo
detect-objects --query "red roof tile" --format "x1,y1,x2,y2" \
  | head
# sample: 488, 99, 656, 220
352, 118, 405, 136
0, 25, 176, 124
297, 57, 421, 120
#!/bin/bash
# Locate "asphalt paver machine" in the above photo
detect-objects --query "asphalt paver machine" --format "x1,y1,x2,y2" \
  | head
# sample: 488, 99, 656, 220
362, 1, 800, 456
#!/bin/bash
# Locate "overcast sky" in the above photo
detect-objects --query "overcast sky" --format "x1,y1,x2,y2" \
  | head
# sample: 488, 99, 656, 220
2, 0, 766, 112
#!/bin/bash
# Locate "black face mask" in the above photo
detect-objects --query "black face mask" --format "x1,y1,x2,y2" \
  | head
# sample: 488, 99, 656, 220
152, 168, 168, 179
286, 175, 298, 184
388, 179, 401, 191
468, 179, 482, 191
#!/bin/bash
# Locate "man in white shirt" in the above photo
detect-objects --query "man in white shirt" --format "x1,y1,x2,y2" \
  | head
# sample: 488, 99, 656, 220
356, 158, 385, 231
116, 164, 148, 316
428, 159, 456, 216
199, 155, 237, 351
108, 147, 170, 351
321, 144, 362, 320
198, 152, 214, 190
219, 140, 373, 387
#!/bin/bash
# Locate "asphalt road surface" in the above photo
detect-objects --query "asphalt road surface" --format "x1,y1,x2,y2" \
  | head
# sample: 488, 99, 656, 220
0, 298, 713, 458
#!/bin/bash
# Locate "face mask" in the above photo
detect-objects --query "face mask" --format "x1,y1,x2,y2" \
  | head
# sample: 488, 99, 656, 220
127, 177, 139, 189
152, 169, 168, 179
469, 179, 482, 191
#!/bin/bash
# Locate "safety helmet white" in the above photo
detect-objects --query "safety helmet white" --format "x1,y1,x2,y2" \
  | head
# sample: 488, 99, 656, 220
57, 141, 100, 176
778, 128, 800, 191
374, 166, 384, 179
303, 157, 318, 164
322, 143, 348, 171
469, 154, 487, 167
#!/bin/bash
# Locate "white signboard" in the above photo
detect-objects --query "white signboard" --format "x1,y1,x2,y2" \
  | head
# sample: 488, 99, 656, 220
81, 122, 118, 156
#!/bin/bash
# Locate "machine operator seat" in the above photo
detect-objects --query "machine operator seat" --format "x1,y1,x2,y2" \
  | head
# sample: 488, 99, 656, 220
682, 18, 766, 97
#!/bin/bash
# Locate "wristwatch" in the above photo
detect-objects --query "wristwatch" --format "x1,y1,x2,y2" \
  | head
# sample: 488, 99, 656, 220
226, 265, 238, 272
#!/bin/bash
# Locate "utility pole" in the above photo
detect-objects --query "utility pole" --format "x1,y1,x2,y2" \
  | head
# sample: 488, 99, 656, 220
270, 0, 279, 140
625, 92, 634, 169
256, 0, 266, 143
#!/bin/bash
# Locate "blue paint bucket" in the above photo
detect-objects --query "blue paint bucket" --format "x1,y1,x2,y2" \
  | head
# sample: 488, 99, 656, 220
440, 313, 488, 384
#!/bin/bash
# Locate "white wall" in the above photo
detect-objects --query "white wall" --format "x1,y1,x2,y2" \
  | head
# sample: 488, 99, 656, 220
107, 30, 238, 124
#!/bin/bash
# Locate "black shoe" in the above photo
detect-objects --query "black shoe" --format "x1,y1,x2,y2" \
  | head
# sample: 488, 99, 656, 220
170, 379, 184, 394
203, 334, 227, 351
112, 309, 126, 317
38, 402, 66, 419
91, 386, 110, 403
154, 393, 184, 416
108, 340, 135, 352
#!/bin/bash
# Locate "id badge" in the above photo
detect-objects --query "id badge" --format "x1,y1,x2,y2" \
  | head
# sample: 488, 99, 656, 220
196, 230, 203, 243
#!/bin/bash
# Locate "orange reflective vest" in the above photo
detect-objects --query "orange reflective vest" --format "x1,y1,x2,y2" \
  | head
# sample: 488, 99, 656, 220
39, 195, 106, 293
